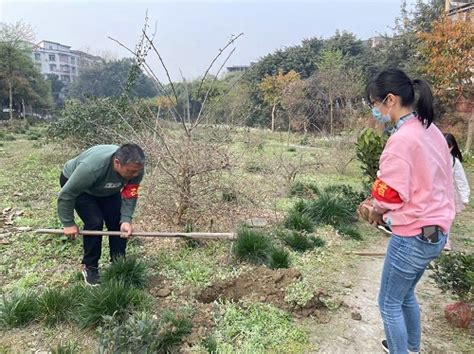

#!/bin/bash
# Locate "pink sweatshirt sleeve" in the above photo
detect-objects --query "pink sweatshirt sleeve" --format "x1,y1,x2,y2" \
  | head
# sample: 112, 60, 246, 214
373, 152, 410, 212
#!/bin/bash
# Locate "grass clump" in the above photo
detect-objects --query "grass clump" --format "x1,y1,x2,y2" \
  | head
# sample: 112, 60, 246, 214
281, 230, 325, 252
37, 288, 74, 326
323, 184, 366, 213
0, 291, 39, 328
283, 205, 314, 233
268, 248, 291, 269
336, 224, 363, 240
234, 228, 273, 264
101, 257, 148, 289
75, 281, 150, 328
97, 310, 192, 353
304, 191, 354, 226
288, 181, 320, 198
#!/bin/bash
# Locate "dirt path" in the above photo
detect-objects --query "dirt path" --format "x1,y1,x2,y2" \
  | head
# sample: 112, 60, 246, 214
306, 235, 472, 353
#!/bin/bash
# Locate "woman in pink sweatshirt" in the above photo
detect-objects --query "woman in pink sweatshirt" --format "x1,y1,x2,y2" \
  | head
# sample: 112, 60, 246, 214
366, 69, 455, 354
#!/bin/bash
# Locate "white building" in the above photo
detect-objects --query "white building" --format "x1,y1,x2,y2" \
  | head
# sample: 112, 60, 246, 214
31, 40, 103, 83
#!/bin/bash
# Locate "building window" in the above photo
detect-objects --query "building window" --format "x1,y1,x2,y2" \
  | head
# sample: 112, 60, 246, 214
59, 54, 69, 63
71, 66, 76, 74
71, 57, 76, 64
49, 54, 56, 61
60, 75, 70, 82
49, 64, 57, 72
34, 53, 41, 60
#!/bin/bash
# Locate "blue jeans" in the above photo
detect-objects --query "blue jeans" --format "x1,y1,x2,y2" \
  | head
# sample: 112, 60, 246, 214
378, 232, 446, 353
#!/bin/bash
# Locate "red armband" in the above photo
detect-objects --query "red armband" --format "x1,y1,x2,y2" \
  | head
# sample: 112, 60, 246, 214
121, 184, 139, 199
371, 178, 402, 204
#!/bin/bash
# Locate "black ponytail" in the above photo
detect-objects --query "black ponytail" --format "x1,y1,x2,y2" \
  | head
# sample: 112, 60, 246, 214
413, 79, 434, 128
366, 69, 435, 129
444, 133, 463, 163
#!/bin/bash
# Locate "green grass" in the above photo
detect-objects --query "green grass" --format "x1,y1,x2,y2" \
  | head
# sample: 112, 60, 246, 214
268, 247, 291, 269
283, 206, 314, 233
281, 230, 325, 252
37, 288, 74, 326
336, 224, 363, 241
211, 301, 309, 353
97, 310, 192, 353
288, 181, 320, 198
304, 191, 354, 226
233, 228, 273, 265
0, 291, 39, 328
75, 281, 150, 328
101, 257, 148, 289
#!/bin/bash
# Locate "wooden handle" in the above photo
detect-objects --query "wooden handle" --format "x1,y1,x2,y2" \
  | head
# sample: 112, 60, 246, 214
35, 229, 236, 240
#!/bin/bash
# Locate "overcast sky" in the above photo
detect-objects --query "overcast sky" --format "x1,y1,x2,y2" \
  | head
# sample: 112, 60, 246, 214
1, 0, 415, 80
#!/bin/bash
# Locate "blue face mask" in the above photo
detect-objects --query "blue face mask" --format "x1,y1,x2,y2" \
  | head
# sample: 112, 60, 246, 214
371, 107, 391, 124
371, 96, 391, 124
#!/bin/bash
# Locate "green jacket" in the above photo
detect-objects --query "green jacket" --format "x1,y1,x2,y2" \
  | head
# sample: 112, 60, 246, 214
58, 145, 144, 227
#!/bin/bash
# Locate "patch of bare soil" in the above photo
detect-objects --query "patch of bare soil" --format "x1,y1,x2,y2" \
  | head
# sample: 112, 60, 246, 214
196, 266, 329, 318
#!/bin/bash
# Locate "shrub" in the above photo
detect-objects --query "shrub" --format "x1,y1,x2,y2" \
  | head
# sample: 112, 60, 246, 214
429, 252, 473, 302
101, 257, 148, 289
356, 128, 387, 190
0, 291, 39, 328
233, 228, 273, 264
268, 248, 291, 269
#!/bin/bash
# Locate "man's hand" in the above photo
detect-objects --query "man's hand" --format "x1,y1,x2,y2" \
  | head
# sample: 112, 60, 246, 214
367, 206, 384, 227
64, 225, 79, 240
120, 222, 133, 238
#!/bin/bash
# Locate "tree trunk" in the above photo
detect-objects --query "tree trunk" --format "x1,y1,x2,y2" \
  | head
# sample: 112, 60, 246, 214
21, 98, 25, 119
464, 110, 473, 154
8, 80, 13, 120
271, 102, 277, 132
329, 93, 334, 135
287, 114, 291, 147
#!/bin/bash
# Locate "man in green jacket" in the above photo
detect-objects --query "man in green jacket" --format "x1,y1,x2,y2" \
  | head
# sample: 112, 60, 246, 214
58, 143, 145, 285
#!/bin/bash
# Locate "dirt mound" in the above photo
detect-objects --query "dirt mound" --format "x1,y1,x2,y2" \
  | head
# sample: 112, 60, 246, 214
196, 266, 328, 318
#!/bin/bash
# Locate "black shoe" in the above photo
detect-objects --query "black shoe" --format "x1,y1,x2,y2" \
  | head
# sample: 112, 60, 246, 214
82, 266, 100, 286
382, 339, 389, 353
